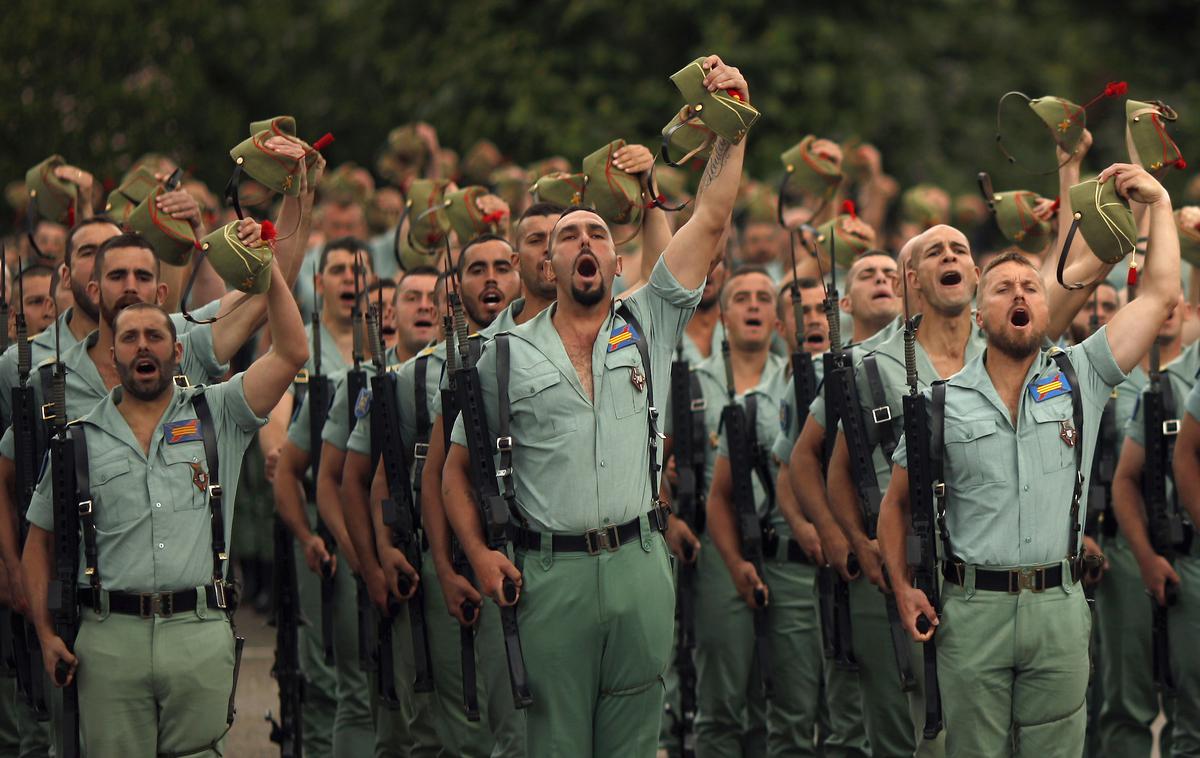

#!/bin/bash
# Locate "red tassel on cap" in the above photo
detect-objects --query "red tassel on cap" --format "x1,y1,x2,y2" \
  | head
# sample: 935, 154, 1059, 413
1104, 81, 1129, 97
1127, 261, 1138, 287
1175, 158, 1187, 170
1049, 196, 1061, 212
312, 133, 335, 152
482, 211, 506, 226
841, 199, 857, 219
260, 220, 277, 241
66, 206, 75, 227
726, 90, 743, 102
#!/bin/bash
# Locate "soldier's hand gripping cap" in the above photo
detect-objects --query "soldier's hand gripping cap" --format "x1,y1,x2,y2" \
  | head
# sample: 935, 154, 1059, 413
581, 139, 645, 227
25, 155, 80, 226
668, 56, 760, 144
126, 183, 200, 266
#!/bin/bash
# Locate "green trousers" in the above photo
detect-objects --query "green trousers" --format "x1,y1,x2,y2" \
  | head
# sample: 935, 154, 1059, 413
938, 566, 1091, 758
75, 592, 235, 756
1169, 553, 1200, 756
0, 674, 20, 755
371, 587, 444, 758
295, 528, 338, 758
331, 564, 375, 756
1094, 533, 1171, 756
516, 518, 674, 757
813, 580, 869, 758
847, 577, 943, 757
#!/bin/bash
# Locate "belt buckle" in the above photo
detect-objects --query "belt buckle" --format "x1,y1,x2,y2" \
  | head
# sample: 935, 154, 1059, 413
77, 500, 93, 517
495, 436, 513, 453
213, 581, 228, 610
139, 593, 156, 619
872, 406, 892, 424
585, 524, 621, 556
1013, 567, 1045, 593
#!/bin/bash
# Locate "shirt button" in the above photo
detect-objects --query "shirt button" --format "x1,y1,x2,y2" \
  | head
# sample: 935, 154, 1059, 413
1024, 537, 1031, 544
155, 502, 162, 509
1022, 485, 1029, 492
600, 460, 607, 467
158, 543, 165, 549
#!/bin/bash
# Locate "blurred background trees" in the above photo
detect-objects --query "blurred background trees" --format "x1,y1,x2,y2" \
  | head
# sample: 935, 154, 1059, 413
5, 0, 1200, 228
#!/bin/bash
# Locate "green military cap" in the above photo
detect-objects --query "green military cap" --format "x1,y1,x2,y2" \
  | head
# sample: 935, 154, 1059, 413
25, 156, 79, 226
997, 83, 1127, 173
105, 166, 160, 224
376, 124, 429, 186
661, 108, 716, 167
988, 190, 1053, 254
530, 172, 589, 208
229, 131, 306, 197
814, 214, 873, 269
491, 165, 530, 210
1127, 99, 1185, 173
443, 186, 507, 243
249, 115, 296, 137
841, 138, 873, 184
581, 140, 644, 226
1175, 207, 1200, 267
780, 136, 843, 199
199, 221, 273, 294
1067, 176, 1137, 265
405, 178, 451, 253
669, 57, 760, 144
462, 140, 503, 187
900, 184, 950, 228
320, 162, 373, 205
954, 193, 990, 231
124, 185, 198, 266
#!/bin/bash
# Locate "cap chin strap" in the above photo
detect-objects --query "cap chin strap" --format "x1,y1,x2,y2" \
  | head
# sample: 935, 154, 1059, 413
660, 111, 713, 168
643, 164, 689, 212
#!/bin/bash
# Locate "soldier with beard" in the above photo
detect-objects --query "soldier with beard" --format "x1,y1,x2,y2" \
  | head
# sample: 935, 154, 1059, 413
442, 54, 750, 757
22, 254, 307, 754
881, 163, 1180, 758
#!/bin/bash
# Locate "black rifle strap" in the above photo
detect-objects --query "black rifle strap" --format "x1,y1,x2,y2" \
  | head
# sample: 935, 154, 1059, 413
290, 375, 308, 427
1162, 375, 1178, 477
412, 355, 432, 495
930, 381, 952, 562
687, 371, 707, 470
615, 304, 662, 506
744, 395, 776, 515
192, 392, 227, 589
1047, 350, 1085, 562
495, 336, 515, 504
862, 353, 897, 460
71, 426, 100, 609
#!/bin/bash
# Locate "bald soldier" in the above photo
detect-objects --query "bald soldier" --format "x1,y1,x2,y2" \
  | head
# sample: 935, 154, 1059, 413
23, 256, 308, 754
442, 55, 750, 756
882, 163, 1181, 757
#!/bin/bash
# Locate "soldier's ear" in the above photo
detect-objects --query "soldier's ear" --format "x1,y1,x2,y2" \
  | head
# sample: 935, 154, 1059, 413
155, 282, 168, 306
541, 257, 556, 283
614, 256, 623, 277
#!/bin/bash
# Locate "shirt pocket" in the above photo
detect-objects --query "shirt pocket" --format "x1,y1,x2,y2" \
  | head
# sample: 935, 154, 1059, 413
509, 363, 578, 445
90, 456, 136, 530
161, 443, 209, 512
604, 347, 648, 420
1029, 398, 1074, 474
944, 418, 1006, 486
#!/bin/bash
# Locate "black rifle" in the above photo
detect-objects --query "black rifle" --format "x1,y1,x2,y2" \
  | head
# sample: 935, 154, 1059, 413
266, 514, 305, 756
44, 325, 80, 757
665, 348, 704, 756
10, 267, 49, 719
802, 228, 858, 673
369, 303, 434, 699
720, 335, 773, 698
901, 291, 943, 739
307, 272, 337, 668
1143, 343, 1181, 695
345, 263, 375, 675
449, 290, 533, 710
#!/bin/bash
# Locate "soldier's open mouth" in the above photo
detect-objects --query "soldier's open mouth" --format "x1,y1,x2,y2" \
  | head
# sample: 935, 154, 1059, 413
413, 319, 434, 329
805, 333, 825, 344
745, 318, 763, 327
576, 255, 599, 278
939, 271, 963, 286
339, 292, 356, 303
135, 358, 158, 376
1010, 308, 1030, 327
480, 290, 503, 305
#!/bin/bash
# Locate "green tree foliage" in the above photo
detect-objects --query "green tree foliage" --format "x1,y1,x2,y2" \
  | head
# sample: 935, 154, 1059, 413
5, 0, 1200, 222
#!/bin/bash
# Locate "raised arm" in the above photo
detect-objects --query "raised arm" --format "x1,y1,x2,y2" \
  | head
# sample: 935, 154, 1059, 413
242, 264, 309, 418
661, 56, 747, 291
1102, 164, 1181, 373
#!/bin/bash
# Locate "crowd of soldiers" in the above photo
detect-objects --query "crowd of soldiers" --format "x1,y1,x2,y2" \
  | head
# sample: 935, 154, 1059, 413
0, 54, 1197, 757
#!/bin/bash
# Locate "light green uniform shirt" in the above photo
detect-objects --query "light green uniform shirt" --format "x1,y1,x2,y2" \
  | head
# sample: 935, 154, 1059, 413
285, 321, 351, 449
1111, 366, 1148, 460
892, 328, 1127, 566
1186, 367, 1200, 422
26, 373, 266, 592
769, 354, 825, 463
0, 325, 226, 460
843, 320, 988, 494
449, 258, 701, 533
320, 346, 404, 453
1124, 342, 1200, 448
677, 320, 724, 368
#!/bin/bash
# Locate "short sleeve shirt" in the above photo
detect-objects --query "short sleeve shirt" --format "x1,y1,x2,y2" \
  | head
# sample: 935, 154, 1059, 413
1124, 342, 1200, 448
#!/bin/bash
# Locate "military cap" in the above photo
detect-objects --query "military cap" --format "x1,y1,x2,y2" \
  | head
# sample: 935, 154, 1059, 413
199, 221, 273, 294
249, 115, 297, 138
1127, 99, 1185, 173
997, 82, 1127, 174
900, 184, 950, 228
780, 136, 843, 200
443, 186, 506, 243
582, 140, 645, 226
462, 141, 504, 187
491, 165, 531, 210
669, 58, 760, 144
530, 172, 589, 208
105, 166, 160, 224
814, 213, 874, 269
953, 193, 990, 231
661, 108, 716, 167
25, 156, 79, 226
405, 178, 452, 254
376, 124, 429, 186
1175, 207, 1200, 267
1067, 176, 1137, 265
229, 124, 330, 200
988, 190, 1053, 254
124, 185, 198, 266
321, 162, 374, 205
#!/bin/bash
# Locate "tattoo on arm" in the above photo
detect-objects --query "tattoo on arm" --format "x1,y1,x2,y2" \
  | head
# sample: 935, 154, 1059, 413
697, 138, 732, 198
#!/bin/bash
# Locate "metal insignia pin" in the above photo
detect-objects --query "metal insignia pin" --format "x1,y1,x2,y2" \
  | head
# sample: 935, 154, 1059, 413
1060, 421, 1077, 448
630, 367, 646, 392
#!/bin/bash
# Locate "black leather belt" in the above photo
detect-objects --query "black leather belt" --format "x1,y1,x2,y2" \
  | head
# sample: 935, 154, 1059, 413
511, 505, 668, 555
78, 584, 229, 618
766, 538, 812, 564
942, 562, 1067, 593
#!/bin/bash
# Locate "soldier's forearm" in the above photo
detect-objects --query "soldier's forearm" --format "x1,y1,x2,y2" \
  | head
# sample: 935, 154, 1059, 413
442, 445, 490, 562
1142, 199, 1182, 306
274, 466, 314, 542
1112, 475, 1157, 564
341, 453, 382, 576
877, 487, 912, 592
22, 527, 53, 641
704, 488, 745, 572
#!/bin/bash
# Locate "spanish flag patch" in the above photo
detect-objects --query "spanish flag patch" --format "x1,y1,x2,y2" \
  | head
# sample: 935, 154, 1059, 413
1028, 371, 1072, 403
607, 323, 640, 353
163, 418, 203, 444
